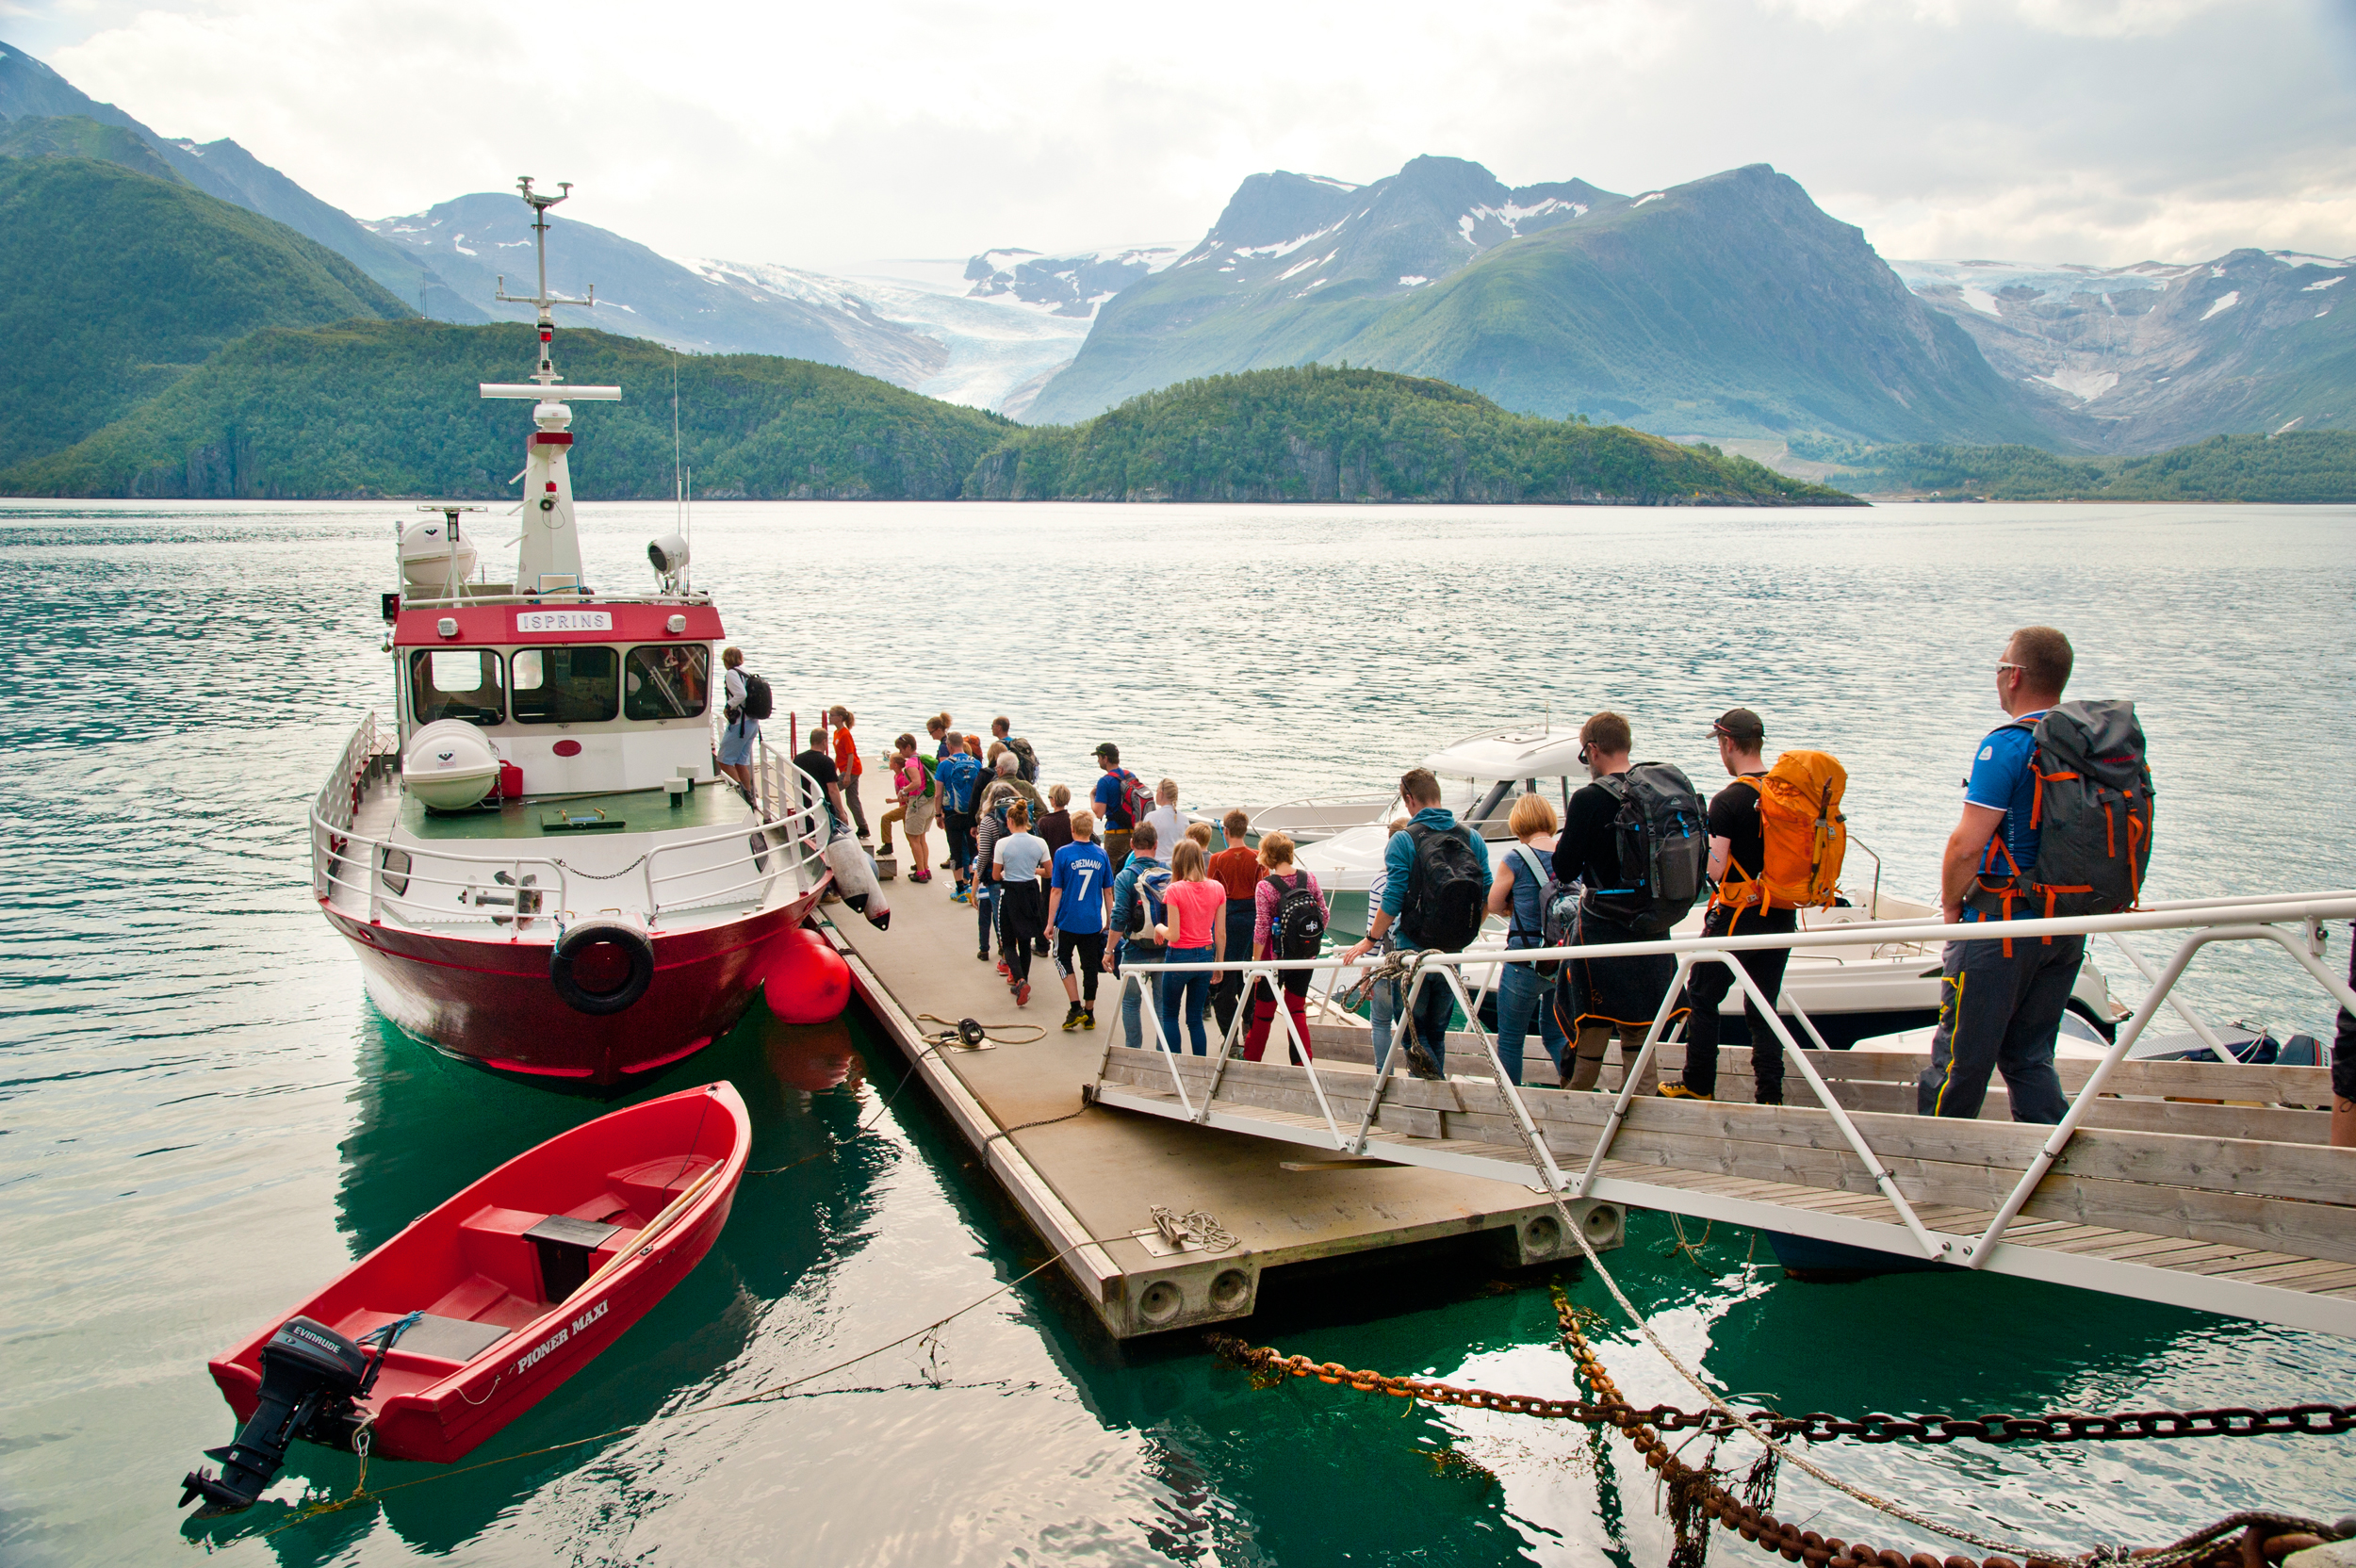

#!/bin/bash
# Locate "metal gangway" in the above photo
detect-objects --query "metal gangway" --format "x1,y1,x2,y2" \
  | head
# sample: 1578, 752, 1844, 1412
1090, 893, 2356, 1338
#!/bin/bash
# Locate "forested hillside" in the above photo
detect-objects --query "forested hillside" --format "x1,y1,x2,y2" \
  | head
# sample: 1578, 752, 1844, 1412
0, 155, 412, 467
0, 319, 1015, 500
1830, 432, 2356, 502
968, 366, 1857, 504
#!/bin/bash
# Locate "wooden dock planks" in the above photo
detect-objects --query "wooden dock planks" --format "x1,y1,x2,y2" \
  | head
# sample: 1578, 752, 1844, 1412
814, 843, 1619, 1339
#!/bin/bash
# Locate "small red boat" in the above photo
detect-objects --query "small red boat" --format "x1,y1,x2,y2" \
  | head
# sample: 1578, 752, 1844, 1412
180, 1082, 748, 1512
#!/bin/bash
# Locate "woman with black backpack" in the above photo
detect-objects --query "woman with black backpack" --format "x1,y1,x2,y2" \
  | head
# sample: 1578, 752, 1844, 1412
1241, 833, 1324, 1064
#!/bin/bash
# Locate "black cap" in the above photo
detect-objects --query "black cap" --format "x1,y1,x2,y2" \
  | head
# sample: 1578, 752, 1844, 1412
1710, 708, 1765, 746
1093, 742, 1119, 759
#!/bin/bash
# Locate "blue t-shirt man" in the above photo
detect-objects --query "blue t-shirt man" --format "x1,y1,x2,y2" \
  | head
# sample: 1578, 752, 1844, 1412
1051, 840, 1115, 933
1962, 713, 2045, 921
935, 751, 985, 815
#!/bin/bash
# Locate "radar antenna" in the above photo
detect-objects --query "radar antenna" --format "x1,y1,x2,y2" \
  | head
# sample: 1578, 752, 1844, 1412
495, 176, 597, 385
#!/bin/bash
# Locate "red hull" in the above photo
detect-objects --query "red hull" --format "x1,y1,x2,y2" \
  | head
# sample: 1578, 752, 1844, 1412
209, 1083, 749, 1465
327, 890, 822, 1084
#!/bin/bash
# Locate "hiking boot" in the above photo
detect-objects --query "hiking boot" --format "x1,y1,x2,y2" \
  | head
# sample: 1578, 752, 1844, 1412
1015, 981, 1032, 1006
857, 828, 872, 840
877, 840, 894, 856
1080, 1008, 1097, 1030
1657, 1083, 1712, 1102
1062, 1004, 1084, 1031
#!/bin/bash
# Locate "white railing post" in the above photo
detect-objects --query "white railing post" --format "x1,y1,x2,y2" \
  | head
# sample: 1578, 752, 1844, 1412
1571, 953, 1696, 1199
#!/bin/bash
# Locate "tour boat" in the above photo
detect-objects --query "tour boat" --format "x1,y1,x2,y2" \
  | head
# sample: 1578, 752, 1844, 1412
181, 1083, 748, 1511
309, 178, 854, 1084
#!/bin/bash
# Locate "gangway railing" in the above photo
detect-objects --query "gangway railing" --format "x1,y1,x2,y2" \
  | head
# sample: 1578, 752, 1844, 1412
1096, 893, 2356, 1335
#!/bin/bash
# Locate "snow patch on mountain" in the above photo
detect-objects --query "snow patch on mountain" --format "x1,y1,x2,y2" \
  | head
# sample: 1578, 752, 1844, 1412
1232, 221, 1344, 261
1399, 275, 1430, 286
1633, 192, 1663, 206
2033, 368, 2119, 401
2303, 275, 2345, 291
2200, 290, 2240, 320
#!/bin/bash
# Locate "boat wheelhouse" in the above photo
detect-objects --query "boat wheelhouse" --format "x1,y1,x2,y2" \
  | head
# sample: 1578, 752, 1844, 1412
310, 178, 833, 1084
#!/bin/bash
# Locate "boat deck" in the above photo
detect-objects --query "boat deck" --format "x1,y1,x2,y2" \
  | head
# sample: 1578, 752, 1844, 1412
815, 838, 1613, 1340
384, 781, 752, 841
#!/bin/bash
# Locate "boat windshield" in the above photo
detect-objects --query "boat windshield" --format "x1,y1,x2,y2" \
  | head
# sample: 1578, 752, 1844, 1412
623, 645, 710, 721
410, 649, 504, 726
512, 645, 619, 724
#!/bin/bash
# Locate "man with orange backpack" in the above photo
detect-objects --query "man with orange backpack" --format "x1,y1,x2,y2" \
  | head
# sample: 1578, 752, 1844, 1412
1658, 709, 1844, 1103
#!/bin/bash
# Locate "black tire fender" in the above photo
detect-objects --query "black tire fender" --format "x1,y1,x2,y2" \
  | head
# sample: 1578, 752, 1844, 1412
549, 919, 655, 1015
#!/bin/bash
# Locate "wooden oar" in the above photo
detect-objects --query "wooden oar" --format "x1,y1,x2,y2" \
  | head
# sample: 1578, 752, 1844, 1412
564, 1160, 727, 1305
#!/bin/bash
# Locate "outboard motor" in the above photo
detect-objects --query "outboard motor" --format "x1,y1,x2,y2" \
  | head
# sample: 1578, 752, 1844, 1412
179, 1316, 370, 1514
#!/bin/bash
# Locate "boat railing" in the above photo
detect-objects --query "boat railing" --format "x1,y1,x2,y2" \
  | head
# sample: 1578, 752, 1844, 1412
314, 817, 577, 930
392, 589, 717, 611
643, 761, 831, 919
1102, 891, 2356, 1269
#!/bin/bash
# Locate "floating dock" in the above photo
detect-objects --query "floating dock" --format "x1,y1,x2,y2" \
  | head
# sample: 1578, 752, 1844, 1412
816, 873, 1622, 1340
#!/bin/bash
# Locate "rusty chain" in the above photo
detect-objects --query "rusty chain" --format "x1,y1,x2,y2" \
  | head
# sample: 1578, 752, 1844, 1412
1207, 1287, 2352, 1568
1204, 1340, 2356, 1447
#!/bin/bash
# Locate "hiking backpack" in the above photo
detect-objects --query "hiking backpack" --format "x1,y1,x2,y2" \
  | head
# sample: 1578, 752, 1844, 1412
1399, 823, 1489, 953
1718, 751, 1849, 914
915, 754, 938, 799
736, 673, 774, 722
1972, 701, 2153, 923
1123, 865, 1170, 943
1513, 842, 1577, 978
1585, 763, 1709, 937
1006, 736, 1039, 783
1113, 767, 1155, 832
1268, 871, 1328, 961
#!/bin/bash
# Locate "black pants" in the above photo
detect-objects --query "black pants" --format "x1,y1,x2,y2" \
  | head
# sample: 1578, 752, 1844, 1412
1055, 930, 1106, 1004
943, 810, 976, 881
2334, 924, 2355, 1103
1210, 901, 1256, 1035
1678, 905, 1796, 1101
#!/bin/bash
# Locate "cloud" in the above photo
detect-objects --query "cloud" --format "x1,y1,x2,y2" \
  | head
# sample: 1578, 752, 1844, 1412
22, 0, 2356, 270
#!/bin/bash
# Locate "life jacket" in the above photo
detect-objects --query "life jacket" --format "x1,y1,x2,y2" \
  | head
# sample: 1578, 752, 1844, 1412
1714, 750, 1848, 923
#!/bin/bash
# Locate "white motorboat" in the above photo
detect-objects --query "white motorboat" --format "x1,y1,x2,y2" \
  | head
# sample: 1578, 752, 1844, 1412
1267, 722, 2125, 1050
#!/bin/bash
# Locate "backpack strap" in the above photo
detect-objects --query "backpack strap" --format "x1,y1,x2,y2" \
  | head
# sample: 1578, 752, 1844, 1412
1510, 844, 1548, 939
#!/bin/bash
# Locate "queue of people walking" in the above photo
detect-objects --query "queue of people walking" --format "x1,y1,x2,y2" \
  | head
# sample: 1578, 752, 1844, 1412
780, 624, 2177, 1131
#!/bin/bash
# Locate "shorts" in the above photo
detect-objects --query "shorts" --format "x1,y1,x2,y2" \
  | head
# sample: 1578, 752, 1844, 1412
904, 793, 937, 834
718, 716, 758, 766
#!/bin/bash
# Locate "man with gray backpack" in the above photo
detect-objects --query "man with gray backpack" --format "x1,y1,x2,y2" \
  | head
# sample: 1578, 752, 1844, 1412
1922, 627, 2152, 1121
1551, 711, 1709, 1093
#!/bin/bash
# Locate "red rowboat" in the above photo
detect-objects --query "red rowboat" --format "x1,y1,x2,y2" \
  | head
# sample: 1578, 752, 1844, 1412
181, 1082, 749, 1511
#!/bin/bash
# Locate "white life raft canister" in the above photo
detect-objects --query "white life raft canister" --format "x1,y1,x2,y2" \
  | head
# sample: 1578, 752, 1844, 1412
404, 719, 502, 811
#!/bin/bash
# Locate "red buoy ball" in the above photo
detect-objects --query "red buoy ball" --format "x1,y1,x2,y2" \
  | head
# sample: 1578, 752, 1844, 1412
761, 929, 850, 1024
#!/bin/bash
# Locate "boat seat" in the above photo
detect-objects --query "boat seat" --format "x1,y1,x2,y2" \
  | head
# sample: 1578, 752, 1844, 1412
393, 1314, 512, 1364
609, 1157, 716, 1215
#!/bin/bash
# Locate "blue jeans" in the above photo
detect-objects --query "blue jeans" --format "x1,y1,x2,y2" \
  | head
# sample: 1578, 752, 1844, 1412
1495, 956, 1566, 1086
1371, 975, 1397, 1072
1118, 941, 1162, 1049
1399, 947, 1459, 1076
1160, 946, 1213, 1054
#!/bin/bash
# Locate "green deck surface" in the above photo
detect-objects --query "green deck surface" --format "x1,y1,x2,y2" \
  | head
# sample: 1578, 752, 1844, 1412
399, 782, 750, 841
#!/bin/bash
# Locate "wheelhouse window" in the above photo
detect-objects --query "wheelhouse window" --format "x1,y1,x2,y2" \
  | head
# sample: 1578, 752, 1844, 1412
623, 645, 710, 721
409, 649, 504, 726
511, 645, 619, 724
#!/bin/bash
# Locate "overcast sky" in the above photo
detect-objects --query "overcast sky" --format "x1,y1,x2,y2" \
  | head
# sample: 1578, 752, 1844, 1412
8, 0, 2354, 271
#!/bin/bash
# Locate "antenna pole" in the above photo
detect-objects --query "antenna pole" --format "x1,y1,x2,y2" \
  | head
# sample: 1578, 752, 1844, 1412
496, 176, 597, 386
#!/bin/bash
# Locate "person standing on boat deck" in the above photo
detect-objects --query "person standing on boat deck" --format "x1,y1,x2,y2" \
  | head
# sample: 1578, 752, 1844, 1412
1092, 743, 1144, 873
1486, 792, 1568, 1086
792, 727, 853, 885
993, 802, 1052, 1006
1661, 709, 1796, 1103
1143, 780, 1187, 873
1106, 822, 1171, 1050
1243, 833, 1321, 1065
716, 646, 757, 795
826, 706, 870, 841
1154, 840, 1226, 1055
1553, 713, 1674, 1095
1919, 627, 2082, 1123
1209, 809, 1265, 1037
1049, 809, 1115, 1031
1337, 769, 1492, 1080
991, 716, 1039, 784
934, 733, 986, 906
876, 733, 936, 883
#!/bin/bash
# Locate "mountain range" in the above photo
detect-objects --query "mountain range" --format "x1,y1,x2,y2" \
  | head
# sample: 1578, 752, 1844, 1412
3, 34, 2351, 464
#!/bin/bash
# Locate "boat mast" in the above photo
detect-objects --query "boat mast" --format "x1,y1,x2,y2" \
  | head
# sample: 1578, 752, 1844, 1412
481, 176, 619, 598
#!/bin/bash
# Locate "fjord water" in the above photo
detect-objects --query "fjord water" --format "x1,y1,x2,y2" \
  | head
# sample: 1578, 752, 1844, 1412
1, 499, 2350, 1567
